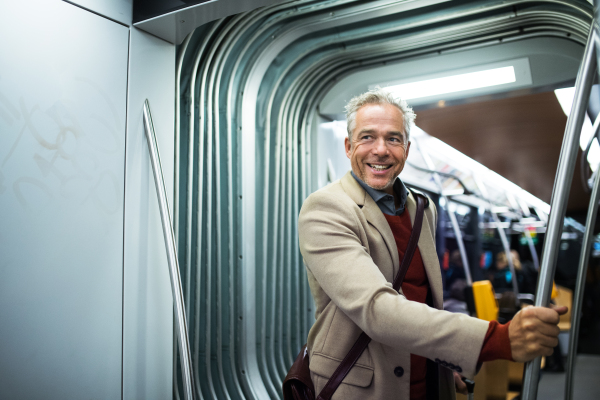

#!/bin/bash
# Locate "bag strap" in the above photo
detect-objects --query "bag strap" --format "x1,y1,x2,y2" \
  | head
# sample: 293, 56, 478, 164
316, 193, 427, 400
393, 192, 426, 292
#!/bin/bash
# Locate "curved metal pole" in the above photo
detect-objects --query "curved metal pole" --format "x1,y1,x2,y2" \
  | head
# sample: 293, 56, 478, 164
491, 211, 520, 296
417, 143, 473, 286
565, 153, 600, 400
143, 100, 195, 400
522, 26, 598, 400
524, 228, 541, 272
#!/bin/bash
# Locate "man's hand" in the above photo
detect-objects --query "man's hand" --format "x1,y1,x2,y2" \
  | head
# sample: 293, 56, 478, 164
509, 304, 568, 362
453, 372, 468, 395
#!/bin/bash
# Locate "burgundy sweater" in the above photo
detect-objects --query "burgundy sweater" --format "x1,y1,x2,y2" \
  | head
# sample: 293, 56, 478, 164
384, 213, 512, 400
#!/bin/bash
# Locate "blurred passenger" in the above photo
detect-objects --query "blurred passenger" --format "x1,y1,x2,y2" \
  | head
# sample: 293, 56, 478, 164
445, 249, 466, 290
491, 250, 537, 294
515, 252, 538, 295
443, 279, 469, 315
490, 251, 518, 292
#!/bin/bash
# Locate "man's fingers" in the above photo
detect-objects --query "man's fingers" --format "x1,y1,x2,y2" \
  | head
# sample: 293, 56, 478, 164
454, 372, 467, 395
535, 322, 560, 338
551, 305, 568, 315
541, 344, 555, 357
537, 334, 559, 349
531, 306, 561, 324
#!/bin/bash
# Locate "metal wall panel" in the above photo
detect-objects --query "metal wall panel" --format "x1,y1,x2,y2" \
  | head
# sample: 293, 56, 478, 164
66, 0, 133, 25
0, 1, 129, 399
122, 27, 176, 400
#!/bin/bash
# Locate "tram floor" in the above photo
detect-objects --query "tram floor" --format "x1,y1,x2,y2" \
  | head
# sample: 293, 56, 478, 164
537, 354, 600, 399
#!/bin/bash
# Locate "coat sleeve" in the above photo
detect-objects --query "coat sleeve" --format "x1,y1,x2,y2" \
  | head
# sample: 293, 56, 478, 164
299, 189, 489, 378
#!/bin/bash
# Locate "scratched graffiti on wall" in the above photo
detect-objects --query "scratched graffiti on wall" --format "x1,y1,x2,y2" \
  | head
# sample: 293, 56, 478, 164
0, 77, 123, 215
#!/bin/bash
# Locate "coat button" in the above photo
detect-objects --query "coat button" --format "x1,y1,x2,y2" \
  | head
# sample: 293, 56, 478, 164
394, 366, 404, 377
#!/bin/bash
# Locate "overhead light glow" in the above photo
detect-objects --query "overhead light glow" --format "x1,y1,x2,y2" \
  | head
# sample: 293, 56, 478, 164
411, 126, 551, 214
555, 87, 598, 169
385, 66, 516, 100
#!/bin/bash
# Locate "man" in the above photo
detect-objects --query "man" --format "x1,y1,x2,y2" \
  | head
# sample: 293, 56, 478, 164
298, 89, 566, 399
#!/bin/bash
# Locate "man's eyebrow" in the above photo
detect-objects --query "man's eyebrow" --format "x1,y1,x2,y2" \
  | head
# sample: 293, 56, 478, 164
356, 129, 406, 139
356, 129, 376, 135
356, 129, 404, 135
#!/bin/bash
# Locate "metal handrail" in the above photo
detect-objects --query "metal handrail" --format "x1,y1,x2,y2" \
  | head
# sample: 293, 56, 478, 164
521, 26, 598, 400
565, 147, 600, 400
142, 100, 195, 400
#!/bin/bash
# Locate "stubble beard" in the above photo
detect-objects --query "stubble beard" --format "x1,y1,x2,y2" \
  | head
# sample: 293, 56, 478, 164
357, 166, 395, 192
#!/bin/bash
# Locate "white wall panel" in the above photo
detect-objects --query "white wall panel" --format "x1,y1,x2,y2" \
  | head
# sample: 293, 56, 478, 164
67, 0, 133, 26
0, 1, 129, 399
122, 27, 176, 400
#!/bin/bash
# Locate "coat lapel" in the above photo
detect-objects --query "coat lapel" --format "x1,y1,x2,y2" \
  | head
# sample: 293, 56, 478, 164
406, 191, 444, 309
340, 172, 400, 272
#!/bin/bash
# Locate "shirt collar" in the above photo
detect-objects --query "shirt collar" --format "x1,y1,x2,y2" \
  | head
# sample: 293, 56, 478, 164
351, 171, 408, 216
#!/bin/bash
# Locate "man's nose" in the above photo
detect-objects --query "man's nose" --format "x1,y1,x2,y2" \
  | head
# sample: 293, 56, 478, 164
373, 138, 388, 154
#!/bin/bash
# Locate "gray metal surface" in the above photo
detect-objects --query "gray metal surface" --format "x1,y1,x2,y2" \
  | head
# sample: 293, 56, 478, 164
521, 26, 597, 400
143, 100, 195, 400
64, 0, 132, 26
122, 27, 177, 400
0, 1, 128, 398
565, 121, 600, 400
172, 1, 593, 398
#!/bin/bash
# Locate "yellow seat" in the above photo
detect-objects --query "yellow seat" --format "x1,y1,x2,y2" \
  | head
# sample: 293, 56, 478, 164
472, 280, 498, 322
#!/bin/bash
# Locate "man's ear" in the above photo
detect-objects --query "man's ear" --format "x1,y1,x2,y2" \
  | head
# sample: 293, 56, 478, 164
345, 137, 352, 159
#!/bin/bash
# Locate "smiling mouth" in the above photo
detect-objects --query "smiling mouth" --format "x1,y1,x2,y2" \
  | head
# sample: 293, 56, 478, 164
368, 163, 392, 171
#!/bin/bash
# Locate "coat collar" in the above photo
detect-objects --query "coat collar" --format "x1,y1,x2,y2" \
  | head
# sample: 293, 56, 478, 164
341, 171, 399, 270
341, 171, 443, 309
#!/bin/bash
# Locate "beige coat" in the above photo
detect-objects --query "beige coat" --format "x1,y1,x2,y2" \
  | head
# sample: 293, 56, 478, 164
298, 171, 490, 399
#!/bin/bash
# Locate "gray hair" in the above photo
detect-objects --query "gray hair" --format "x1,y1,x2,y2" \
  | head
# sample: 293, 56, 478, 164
345, 88, 416, 142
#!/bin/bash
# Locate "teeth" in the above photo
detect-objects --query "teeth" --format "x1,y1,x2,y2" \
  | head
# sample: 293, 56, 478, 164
370, 164, 389, 171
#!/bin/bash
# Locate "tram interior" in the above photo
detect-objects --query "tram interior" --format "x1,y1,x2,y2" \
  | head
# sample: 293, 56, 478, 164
1, 0, 600, 399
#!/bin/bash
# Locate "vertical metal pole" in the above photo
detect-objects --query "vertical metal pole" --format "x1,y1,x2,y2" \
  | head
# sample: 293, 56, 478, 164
143, 100, 196, 400
521, 27, 597, 400
565, 159, 600, 400
564, 89, 600, 400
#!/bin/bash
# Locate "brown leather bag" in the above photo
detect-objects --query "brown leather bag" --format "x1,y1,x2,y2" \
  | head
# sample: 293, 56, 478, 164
282, 193, 427, 400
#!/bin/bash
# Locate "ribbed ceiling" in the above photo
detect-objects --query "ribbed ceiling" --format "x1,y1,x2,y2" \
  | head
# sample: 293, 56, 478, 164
173, 1, 592, 398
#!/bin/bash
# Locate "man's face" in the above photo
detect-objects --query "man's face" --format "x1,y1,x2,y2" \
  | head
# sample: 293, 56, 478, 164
345, 103, 410, 194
